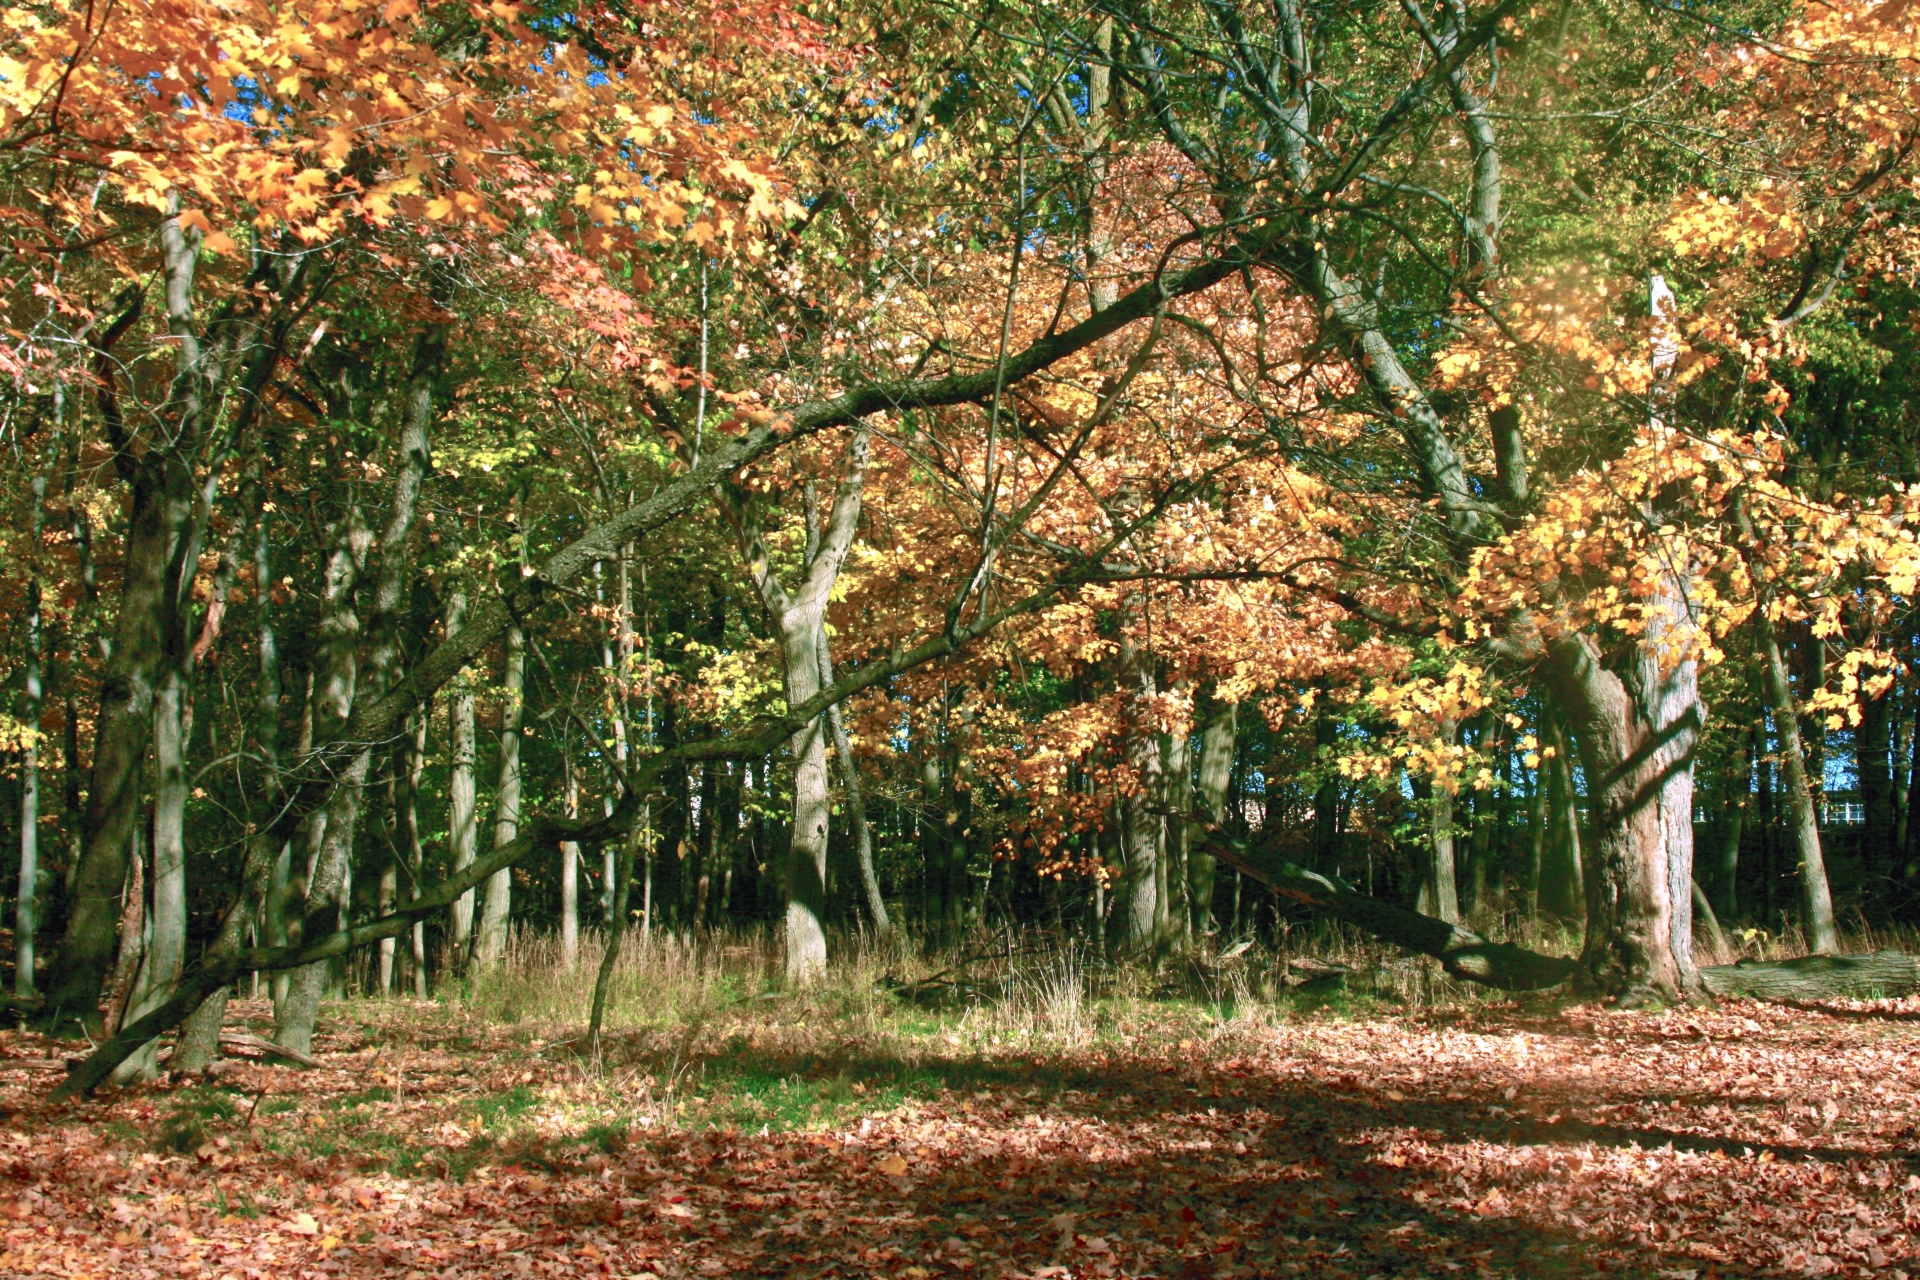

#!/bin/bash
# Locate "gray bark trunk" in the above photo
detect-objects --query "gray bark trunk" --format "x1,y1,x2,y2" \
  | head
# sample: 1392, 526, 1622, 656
1187, 698, 1236, 935
1118, 637, 1161, 952
819, 635, 889, 938
477, 623, 524, 966
1543, 635, 1684, 1002
725, 435, 867, 982
447, 589, 478, 957
1756, 618, 1838, 953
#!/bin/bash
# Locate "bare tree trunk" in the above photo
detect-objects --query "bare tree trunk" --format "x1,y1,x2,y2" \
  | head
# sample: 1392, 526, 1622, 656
723, 436, 867, 982
15, 552, 42, 999
1162, 722, 1192, 956
1861, 683, 1895, 918
175, 469, 283, 1072
560, 754, 580, 969
1187, 697, 1235, 936
101, 825, 145, 1037
112, 666, 192, 1084
477, 623, 524, 966
818, 634, 888, 938
1756, 618, 1839, 953
447, 591, 478, 959
1718, 726, 1750, 921
1640, 583, 1700, 989
1416, 721, 1461, 924
404, 712, 428, 996
1543, 636, 1684, 1002
1118, 636, 1162, 952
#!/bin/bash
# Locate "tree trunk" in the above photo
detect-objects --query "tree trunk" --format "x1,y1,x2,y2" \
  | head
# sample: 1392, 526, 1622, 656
560, 754, 580, 969
477, 623, 524, 966
724, 434, 867, 982
1639, 582, 1701, 990
1754, 612, 1839, 953
1312, 707, 1339, 875
1700, 950, 1920, 1001
1416, 721, 1461, 924
404, 712, 428, 996
112, 665, 192, 1084
1118, 637, 1162, 953
1718, 726, 1750, 921
1187, 697, 1236, 935
1161, 721, 1192, 956
447, 590, 478, 959
1543, 635, 1684, 1003
1861, 684, 1895, 917
821, 630, 888, 937
15, 564, 42, 999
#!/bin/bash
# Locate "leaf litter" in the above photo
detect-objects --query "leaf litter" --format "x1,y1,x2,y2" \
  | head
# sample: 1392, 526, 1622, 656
0, 997, 1916, 1277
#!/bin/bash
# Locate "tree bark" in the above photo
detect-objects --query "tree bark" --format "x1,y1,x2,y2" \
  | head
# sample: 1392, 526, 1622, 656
724, 434, 867, 982
447, 591, 479, 958
1543, 635, 1684, 1002
1861, 683, 1895, 917
477, 623, 524, 966
820, 639, 889, 938
1187, 697, 1236, 935
1117, 635, 1162, 953
1754, 617, 1839, 953
1699, 951, 1920, 1001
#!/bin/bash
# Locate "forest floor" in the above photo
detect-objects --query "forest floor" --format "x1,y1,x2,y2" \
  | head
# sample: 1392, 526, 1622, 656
1, 938, 1918, 1279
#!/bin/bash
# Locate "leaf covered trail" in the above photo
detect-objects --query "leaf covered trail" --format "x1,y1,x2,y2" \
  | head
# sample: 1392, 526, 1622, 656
2, 1000, 1917, 1278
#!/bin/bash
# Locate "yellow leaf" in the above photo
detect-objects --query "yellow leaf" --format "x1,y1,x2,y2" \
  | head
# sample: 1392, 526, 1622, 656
424, 196, 454, 220
283, 1211, 319, 1236
875, 1154, 909, 1176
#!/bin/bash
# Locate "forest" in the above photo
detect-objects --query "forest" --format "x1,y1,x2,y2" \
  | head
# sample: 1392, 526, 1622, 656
2, 0, 1920, 1276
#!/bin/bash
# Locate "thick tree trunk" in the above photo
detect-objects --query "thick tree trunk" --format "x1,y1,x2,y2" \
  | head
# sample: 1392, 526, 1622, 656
111, 668, 191, 1083
43, 463, 176, 1031
1187, 697, 1236, 935
1543, 635, 1685, 1002
477, 623, 524, 966
1640, 583, 1701, 989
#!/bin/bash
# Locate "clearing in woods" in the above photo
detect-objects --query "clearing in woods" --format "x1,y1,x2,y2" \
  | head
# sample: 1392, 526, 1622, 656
1, 942, 1917, 1279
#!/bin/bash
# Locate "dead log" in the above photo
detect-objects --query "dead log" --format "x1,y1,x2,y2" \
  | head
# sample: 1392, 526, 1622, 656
1697, 951, 1920, 1002
1198, 834, 1577, 991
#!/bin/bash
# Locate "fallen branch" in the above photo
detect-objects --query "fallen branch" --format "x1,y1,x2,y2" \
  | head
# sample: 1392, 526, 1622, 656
207, 1032, 321, 1069
1192, 831, 1578, 991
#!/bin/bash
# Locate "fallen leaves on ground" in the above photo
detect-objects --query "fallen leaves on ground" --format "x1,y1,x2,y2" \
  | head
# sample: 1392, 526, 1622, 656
1, 998, 1917, 1277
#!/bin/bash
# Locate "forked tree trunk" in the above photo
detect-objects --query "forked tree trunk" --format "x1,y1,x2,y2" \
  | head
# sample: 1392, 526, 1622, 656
724, 434, 867, 983
1543, 634, 1686, 1003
